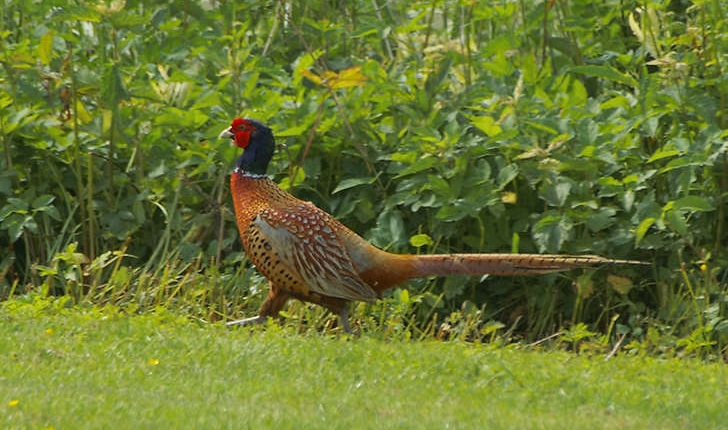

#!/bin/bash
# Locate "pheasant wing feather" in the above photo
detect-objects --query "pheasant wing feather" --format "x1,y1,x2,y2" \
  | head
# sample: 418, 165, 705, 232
253, 203, 378, 302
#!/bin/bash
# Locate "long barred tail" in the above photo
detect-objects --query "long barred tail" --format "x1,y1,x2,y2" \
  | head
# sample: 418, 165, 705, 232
411, 254, 647, 278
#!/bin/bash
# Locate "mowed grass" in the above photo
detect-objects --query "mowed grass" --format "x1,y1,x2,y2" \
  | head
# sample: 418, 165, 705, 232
1, 299, 725, 429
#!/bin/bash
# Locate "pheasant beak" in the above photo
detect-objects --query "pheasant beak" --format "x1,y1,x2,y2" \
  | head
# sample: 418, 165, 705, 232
218, 127, 235, 140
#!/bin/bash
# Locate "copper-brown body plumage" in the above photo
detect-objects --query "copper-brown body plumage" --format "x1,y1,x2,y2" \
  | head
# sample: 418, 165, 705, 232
221, 118, 645, 332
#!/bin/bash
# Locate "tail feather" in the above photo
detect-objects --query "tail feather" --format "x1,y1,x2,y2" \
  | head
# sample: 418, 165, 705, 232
411, 253, 647, 278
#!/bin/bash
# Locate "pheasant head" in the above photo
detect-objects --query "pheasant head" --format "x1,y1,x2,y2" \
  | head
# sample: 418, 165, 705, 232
219, 118, 275, 176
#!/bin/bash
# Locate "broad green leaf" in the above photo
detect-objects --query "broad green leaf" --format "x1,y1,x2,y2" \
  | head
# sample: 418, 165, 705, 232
0, 203, 14, 222
442, 275, 467, 299
634, 215, 657, 247
3, 108, 38, 136
332, 177, 374, 194
32, 195, 56, 210
715, 320, 728, 335
481, 320, 506, 336
569, 65, 638, 88
292, 49, 324, 87
426, 175, 451, 198
599, 176, 622, 187
585, 207, 616, 232
599, 95, 631, 111
3, 214, 36, 242
386, 210, 406, 245
576, 119, 598, 145
658, 157, 694, 174
523, 120, 558, 135
576, 273, 595, 298
156, 108, 209, 128
425, 51, 454, 94
108, 11, 148, 28
436, 204, 466, 222
608, 274, 634, 295
0, 95, 12, 111
398, 288, 410, 304
300, 66, 369, 89
53, 5, 102, 22
38, 30, 55, 65
7, 216, 26, 242
4, 197, 29, 212
35, 265, 58, 277
394, 157, 436, 178
279, 168, 306, 191
101, 64, 129, 105
664, 209, 687, 236
389, 152, 417, 163
190, 91, 223, 111
330, 66, 368, 89
496, 164, 519, 189
275, 124, 309, 137
0, 176, 10, 195
75, 100, 93, 123
540, 180, 572, 207
409, 233, 434, 248
623, 189, 635, 212
299, 69, 326, 86
470, 115, 502, 137
566, 74, 587, 106
56, 243, 88, 265
532, 214, 573, 253
148, 161, 167, 179
673, 196, 714, 212
647, 148, 681, 163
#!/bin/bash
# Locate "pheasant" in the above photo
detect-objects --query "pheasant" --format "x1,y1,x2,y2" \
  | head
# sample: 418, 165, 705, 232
220, 118, 644, 332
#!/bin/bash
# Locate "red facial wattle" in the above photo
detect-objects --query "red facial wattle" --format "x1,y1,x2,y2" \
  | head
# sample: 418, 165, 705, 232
228, 117, 253, 148
234, 129, 252, 148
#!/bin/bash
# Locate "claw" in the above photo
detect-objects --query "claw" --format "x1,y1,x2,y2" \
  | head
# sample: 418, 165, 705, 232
226, 315, 268, 327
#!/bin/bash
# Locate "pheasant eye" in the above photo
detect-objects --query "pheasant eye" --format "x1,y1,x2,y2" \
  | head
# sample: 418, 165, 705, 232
231, 117, 245, 129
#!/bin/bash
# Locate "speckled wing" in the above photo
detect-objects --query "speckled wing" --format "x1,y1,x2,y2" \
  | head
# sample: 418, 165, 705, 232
251, 202, 379, 302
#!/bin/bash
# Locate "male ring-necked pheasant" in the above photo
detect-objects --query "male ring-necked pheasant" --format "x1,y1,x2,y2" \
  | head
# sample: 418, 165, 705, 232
220, 118, 644, 332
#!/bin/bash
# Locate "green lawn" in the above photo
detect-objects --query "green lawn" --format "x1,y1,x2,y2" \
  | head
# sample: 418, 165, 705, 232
1, 299, 725, 429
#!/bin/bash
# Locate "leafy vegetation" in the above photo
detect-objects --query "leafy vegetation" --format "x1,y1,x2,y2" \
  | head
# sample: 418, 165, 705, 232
1, 0, 727, 357
2, 300, 727, 429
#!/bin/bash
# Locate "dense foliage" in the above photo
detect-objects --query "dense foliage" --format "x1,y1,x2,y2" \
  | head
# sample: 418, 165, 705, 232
1, 0, 726, 356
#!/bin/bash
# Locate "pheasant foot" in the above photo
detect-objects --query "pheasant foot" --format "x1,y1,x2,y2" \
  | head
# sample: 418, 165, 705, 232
226, 315, 267, 327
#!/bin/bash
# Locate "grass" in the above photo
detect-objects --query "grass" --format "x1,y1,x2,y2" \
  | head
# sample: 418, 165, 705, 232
2, 296, 726, 429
